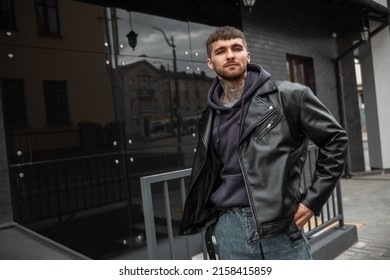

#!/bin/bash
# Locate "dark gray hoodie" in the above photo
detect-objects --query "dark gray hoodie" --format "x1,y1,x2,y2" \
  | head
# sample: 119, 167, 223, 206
208, 63, 271, 209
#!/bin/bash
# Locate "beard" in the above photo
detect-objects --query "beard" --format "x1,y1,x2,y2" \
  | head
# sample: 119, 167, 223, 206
215, 64, 247, 81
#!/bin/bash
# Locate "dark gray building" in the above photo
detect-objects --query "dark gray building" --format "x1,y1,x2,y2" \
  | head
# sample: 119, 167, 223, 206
1, 0, 389, 259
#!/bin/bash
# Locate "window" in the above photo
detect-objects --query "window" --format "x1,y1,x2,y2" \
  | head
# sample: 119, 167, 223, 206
35, 0, 61, 36
43, 81, 70, 125
0, 0, 16, 30
1, 79, 27, 127
286, 54, 316, 92
184, 90, 189, 100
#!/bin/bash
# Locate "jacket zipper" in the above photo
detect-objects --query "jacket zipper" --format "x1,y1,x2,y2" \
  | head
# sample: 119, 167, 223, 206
236, 151, 261, 235
252, 112, 282, 142
240, 103, 280, 141
237, 152, 266, 258
237, 105, 282, 229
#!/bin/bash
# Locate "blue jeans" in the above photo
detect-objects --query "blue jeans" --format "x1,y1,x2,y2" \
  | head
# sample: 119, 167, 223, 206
214, 207, 312, 260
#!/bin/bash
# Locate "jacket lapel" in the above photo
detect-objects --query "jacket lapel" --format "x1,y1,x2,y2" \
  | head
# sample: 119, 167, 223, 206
240, 79, 278, 141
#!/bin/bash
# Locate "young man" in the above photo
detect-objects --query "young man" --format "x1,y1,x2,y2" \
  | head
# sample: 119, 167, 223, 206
179, 26, 348, 260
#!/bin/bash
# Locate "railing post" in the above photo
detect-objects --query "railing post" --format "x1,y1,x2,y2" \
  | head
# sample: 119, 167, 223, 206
163, 181, 175, 259
140, 177, 158, 259
335, 182, 345, 228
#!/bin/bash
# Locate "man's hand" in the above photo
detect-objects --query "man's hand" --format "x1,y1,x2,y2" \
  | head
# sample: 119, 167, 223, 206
293, 203, 314, 230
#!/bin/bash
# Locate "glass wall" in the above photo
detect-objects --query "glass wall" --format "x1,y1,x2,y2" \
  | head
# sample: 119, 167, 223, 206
0, 0, 221, 259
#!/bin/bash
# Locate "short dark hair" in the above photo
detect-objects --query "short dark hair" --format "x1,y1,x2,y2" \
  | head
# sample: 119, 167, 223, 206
206, 26, 248, 57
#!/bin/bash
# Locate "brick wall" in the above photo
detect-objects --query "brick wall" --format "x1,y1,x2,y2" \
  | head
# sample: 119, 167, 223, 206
241, 1, 365, 172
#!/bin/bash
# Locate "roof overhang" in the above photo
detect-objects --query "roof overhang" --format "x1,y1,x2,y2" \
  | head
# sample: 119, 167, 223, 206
75, 0, 390, 34
76, 0, 242, 27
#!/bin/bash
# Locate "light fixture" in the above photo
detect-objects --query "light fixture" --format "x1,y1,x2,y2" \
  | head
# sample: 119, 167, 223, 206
360, 26, 369, 42
360, 11, 369, 42
127, 12, 138, 51
243, 0, 256, 13
127, 30, 138, 51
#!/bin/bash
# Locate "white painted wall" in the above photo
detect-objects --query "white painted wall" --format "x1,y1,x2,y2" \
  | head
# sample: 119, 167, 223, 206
370, 20, 390, 168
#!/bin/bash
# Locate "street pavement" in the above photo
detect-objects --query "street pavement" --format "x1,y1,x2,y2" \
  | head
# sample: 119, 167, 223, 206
334, 171, 390, 260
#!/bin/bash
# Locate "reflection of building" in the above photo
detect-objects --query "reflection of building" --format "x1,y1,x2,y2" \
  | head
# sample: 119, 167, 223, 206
0, 0, 115, 159
119, 60, 212, 139
1, 1, 115, 128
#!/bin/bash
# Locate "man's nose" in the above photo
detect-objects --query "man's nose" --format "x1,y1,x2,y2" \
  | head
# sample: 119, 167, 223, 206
226, 49, 235, 59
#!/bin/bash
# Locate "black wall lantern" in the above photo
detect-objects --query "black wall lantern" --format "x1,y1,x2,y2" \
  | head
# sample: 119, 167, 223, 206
127, 12, 138, 51
127, 30, 138, 51
360, 26, 369, 42
360, 11, 369, 42
243, 0, 256, 13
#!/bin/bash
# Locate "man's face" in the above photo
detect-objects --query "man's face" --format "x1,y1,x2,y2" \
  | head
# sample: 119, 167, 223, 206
207, 38, 250, 81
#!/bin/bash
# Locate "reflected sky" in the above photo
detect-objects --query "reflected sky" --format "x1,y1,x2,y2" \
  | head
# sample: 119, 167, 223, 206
110, 9, 216, 77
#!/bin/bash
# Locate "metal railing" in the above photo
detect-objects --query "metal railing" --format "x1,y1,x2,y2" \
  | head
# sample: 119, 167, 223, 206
300, 145, 344, 238
8, 127, 80, 156
9, 146, 184, 225
9, 152, 131, 223
140, 168, 192, 260
140, 145, 345, 259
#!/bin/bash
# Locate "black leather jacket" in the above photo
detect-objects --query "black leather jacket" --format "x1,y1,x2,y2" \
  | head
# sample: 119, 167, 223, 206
179, 79, 348, 239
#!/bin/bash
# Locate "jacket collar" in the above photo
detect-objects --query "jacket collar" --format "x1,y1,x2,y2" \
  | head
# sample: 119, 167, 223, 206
255, 79, 278, 96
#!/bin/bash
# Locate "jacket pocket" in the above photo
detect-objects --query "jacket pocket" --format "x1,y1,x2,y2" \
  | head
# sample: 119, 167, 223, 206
287, 184, 300, 203
252, 110, 282, 143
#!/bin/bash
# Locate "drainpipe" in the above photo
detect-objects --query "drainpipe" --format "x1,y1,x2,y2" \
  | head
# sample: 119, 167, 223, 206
335, 20, 389, 177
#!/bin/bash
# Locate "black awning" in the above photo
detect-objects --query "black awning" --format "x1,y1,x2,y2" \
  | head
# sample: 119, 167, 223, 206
75, 0, 390, 33
76, 0, 242, 27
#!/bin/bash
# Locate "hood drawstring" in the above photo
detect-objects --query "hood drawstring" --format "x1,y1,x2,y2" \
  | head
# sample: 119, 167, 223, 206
237, 100, 245, 129
216, 110, 221, 143
216, 101, 244, 145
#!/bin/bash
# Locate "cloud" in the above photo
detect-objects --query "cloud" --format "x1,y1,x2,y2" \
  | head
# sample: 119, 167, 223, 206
110, 9, 215, 76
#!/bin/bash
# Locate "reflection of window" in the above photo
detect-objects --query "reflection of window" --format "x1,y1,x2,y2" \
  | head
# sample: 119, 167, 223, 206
0, 0, 16, 30
43, 81, 70, 125
286, 54, 316, 92
138, 71, 152, 89
35, 0, 61, 36
2, 79, 27, 127
128, 79, 133, 90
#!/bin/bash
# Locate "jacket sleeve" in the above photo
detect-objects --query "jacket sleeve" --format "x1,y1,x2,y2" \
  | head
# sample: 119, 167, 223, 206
298, 87, 349, 214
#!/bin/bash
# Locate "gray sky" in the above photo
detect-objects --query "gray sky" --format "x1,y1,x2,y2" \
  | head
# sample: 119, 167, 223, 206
109, 9, 216, 77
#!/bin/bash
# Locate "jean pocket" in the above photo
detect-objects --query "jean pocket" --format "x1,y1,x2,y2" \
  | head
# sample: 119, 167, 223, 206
291, 237, 306, 249
287, 220, 302, 241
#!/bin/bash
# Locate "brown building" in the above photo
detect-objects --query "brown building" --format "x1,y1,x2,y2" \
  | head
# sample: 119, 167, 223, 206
0, 0, 115, 158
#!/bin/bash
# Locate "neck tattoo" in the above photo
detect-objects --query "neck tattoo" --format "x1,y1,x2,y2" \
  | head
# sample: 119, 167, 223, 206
220, 80, 244, 103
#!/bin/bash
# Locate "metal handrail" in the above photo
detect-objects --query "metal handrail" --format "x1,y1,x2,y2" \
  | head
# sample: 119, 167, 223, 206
140, 168, 192, 259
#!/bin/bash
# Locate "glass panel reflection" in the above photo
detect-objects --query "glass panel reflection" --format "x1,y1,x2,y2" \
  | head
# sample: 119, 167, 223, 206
0, 1, 221, 259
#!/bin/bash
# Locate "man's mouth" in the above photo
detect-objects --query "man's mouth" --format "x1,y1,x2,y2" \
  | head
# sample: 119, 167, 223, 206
224, 63, 239, 68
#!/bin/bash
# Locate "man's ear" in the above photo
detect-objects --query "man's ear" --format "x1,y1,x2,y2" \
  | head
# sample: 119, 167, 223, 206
247, 52, 251, 63
207, 58, 214, 70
